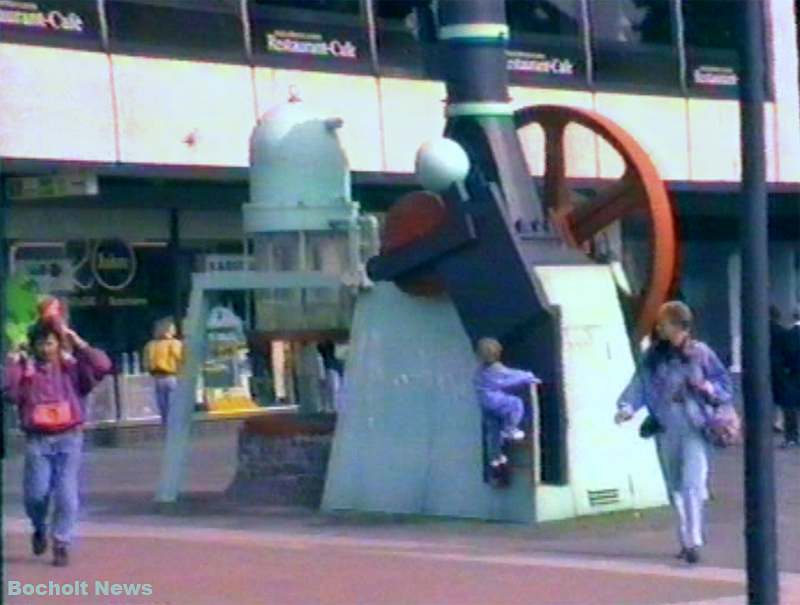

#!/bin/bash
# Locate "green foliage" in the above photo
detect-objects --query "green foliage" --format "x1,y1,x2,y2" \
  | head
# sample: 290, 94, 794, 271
4, 274, 39, 351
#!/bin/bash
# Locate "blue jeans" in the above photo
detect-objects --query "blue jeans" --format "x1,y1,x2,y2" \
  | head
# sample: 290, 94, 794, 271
154, 376, 177, 425
23, 429, 83, 545
656, 404, 710, 549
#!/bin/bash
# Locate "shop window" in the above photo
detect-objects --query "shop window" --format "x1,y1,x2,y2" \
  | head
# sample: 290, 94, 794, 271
248, 0, 371, 74
374, 0, 438, 78
251, 0, 360, 14
589, 0, 680, 91
506, 0, 588, 87
0, 0, 103, 51
508, 0, 581, 37
106, 0, 246, 63
681, 0, 742, 96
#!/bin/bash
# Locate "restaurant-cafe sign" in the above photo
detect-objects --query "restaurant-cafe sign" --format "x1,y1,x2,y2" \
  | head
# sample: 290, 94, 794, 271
265, 29, 358, 60
0, 1, 85, 33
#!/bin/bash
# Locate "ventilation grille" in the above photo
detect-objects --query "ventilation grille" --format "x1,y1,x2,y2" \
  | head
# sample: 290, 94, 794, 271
587, 488, 621, 507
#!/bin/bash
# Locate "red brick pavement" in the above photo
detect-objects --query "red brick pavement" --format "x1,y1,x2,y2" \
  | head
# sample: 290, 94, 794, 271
3, 528, 746, 605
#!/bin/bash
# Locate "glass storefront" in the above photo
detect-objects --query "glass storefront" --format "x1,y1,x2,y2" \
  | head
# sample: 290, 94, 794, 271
0, 0, 769, 98
5, 236, 270, 424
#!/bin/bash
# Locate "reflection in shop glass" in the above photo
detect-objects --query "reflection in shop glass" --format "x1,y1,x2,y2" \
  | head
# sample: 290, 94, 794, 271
252, 0, 359, 14
589, 0, 672, 45
588, 0, 679, 90
682, 0, 740, 92
507, 0, 580, 37
506, 0, 586, 85
374, 0, 438, 77
377, 1, 414, 21
106, 0, 244, 61
682, 0, 738, 50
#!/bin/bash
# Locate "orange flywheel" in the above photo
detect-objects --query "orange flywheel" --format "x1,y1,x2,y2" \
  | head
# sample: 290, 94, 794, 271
514, 105, 680, 340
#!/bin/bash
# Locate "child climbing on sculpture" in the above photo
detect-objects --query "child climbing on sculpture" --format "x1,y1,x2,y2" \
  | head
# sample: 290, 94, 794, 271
474, 337, 541, 468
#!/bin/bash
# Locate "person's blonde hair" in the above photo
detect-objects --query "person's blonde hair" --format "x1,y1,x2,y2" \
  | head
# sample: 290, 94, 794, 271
477, 337, 502, 364
658, 301, 693, 330
153, 317, 176, 339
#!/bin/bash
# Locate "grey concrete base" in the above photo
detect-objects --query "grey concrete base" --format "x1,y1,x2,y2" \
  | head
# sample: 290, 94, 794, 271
323, 284, 535, 522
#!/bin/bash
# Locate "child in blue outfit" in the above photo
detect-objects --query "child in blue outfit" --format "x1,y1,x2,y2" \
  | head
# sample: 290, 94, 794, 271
474, 338, 541, 467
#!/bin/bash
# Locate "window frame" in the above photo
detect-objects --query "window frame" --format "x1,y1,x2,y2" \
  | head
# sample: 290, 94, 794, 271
371, 0, 439, 80
104, 0, 248, 64
679, 0, 742, 99
587, 0, 683, 95
505, 0, 591, 89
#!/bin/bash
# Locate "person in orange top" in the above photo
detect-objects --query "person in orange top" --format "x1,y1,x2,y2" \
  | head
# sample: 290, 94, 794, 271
143, 318, 183, 426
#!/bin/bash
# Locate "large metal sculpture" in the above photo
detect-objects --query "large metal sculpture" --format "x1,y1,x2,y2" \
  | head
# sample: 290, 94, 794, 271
155, 97, 377, 504
323, 0, 677, 521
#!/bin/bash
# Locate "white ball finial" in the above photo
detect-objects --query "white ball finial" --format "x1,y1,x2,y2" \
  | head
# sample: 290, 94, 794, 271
415, 138, 470, 193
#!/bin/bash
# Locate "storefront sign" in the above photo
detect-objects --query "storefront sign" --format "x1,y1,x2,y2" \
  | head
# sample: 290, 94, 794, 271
0, 0, 101, 48
65, 295, 96, 308
0, 1, 82, 31
507, 50, 576, 77
204, 255, 254, 273
685, 47, 741, 97
92, 239, 137, 292
108, 296, 148, 306
506, 40, 586, 86
6, 174, 98, 201
265, 29, 357, 60
249, 13, 369, 74
692, 65, 738, 87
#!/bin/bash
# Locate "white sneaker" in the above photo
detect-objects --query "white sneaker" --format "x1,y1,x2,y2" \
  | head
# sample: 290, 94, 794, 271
501, 428, 525, 441
490, 454, 508, 467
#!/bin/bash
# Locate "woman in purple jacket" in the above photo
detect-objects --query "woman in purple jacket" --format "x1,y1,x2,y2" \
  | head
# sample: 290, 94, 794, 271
3, 321, 112, 567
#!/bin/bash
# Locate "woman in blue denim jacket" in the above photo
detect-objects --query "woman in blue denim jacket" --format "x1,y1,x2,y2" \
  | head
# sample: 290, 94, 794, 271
615, 301, 733, 565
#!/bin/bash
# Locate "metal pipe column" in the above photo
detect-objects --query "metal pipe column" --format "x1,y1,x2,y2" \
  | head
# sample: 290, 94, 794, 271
437, 0, 547, 229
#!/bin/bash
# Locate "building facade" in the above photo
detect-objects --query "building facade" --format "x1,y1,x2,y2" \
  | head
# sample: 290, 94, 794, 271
1, 0, 799, 417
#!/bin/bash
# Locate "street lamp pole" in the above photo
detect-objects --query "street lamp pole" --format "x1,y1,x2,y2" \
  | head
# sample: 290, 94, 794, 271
738, 1, 779, 603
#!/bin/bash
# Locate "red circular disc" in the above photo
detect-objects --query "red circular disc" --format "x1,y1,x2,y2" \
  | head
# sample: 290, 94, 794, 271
382, 191, 447, 253
382, 191, 448, 297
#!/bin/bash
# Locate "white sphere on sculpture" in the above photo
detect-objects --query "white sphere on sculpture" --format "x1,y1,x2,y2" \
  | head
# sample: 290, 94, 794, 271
415, 138, 471, 193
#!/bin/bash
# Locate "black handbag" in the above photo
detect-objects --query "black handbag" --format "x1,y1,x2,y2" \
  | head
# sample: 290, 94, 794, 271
639, 414, 664, 439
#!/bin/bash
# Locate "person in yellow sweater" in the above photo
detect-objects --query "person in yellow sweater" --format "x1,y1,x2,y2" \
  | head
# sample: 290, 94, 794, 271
144, 318, 183, 426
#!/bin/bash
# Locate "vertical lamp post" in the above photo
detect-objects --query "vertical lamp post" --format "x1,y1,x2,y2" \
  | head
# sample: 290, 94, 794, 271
738, 1, 779, 604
